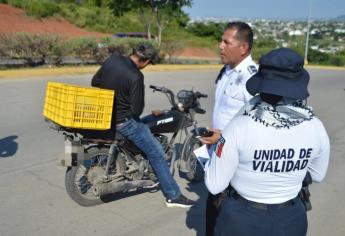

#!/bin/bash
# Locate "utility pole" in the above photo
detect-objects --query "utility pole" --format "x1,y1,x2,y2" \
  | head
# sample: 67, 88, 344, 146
304, 0, 312, 65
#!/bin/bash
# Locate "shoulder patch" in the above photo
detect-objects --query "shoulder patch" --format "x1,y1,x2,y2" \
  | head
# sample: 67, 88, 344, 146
215, 135, 226, 158
247, 65, 258, 75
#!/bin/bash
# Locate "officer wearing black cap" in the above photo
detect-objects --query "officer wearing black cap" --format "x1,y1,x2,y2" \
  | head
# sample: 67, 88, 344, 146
92, 42, 195, 208
204, 48, 330, 236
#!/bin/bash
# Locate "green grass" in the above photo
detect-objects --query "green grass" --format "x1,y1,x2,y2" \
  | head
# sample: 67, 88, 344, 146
164, 29, 218, 51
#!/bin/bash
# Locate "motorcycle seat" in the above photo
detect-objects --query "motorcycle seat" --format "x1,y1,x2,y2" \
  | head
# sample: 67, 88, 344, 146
79, 129, 126, 143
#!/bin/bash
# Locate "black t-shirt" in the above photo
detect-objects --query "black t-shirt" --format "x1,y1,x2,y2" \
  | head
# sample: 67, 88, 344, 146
92, 54, 145, 124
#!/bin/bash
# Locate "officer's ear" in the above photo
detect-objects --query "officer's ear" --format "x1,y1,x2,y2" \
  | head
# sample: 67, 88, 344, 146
239, 41, 250, 56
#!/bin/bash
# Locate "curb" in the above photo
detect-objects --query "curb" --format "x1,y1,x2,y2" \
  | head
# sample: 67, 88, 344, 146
0, 64, 343, 79
0, 64, 223, 79
304, 65, 345, 71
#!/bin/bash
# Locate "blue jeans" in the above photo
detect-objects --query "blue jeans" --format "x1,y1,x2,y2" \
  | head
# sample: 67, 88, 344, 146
117, 118, 181, 200
214, 195, 307, 236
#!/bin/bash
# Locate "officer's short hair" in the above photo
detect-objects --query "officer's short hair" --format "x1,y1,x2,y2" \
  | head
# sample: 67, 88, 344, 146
133, 42, 158, 64
225, 21, 254, 52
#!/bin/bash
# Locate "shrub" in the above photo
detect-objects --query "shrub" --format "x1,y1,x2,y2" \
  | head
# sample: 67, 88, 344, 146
99, 36, 125, 55
329, 55, 345, 66
62, 9, 142, 34
25, 0, 60, 18
0, 33, 47, 65
186, 22, 225, 41
161, 40, 184, 62
42, 35, 67, 66
0, 33, 66, 66
252, 47, 275, 62
8, 0, 59, 18
100, 37, 159, 57
7, 0, 25, 8
67, 38, 98, 63
96, 37, 161, 64
0, 33, 163, 67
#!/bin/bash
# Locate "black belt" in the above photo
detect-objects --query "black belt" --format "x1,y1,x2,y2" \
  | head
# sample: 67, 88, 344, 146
116, 122, 124, 127
230, 191, 295, 210
116, 117, 130, 127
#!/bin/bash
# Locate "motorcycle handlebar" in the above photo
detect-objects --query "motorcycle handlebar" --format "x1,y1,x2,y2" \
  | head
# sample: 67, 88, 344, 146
150, 85, 176, 107
195, 91, 208, 98
149, 85, 161, 91
150, 85, 208, 110
194, 107, 206, 114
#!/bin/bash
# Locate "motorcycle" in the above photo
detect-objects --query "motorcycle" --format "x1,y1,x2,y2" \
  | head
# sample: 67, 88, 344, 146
48, 85, 207, 206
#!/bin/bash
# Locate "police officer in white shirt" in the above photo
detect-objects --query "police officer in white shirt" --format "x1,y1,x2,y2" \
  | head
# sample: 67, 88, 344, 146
212, 45, 257, 131
201, 21, 258, 236
205, 48, 330, 236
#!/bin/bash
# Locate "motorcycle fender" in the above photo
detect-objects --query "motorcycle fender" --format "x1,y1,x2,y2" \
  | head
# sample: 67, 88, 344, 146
60, 140, 84, 167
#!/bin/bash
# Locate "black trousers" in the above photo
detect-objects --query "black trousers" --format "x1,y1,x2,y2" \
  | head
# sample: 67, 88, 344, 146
214, 195, 307, 236
205, 191, 229, 236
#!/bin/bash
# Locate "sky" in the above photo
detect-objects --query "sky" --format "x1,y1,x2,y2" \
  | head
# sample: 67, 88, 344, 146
183, 0, 345, 20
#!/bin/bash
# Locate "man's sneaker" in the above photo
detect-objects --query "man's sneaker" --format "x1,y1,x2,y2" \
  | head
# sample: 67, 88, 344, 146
165, 194, 195, 208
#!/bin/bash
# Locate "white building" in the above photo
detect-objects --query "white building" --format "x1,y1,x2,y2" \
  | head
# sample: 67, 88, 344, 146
288, 30, 303, 36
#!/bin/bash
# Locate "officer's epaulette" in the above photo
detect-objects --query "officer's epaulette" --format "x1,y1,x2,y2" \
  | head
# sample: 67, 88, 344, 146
215, 66, 226, 84
247, 65, 258, 75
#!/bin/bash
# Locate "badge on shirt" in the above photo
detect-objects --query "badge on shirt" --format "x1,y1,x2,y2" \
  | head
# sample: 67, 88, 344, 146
247, 65, 257, 75
215, 135, 226, 158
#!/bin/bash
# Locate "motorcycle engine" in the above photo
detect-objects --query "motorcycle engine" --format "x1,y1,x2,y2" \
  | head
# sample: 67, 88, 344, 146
154, 134, 169, 150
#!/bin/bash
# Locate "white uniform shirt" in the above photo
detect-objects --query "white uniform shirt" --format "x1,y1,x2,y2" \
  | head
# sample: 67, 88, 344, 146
213, 55, 258, 130
205, 115, 330, 204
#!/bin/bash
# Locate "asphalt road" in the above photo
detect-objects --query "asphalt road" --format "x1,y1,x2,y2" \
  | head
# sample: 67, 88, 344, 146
0, 68, 344, 236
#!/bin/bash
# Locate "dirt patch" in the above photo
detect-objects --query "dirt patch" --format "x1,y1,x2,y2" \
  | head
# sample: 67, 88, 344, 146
0, 3, 109, 38
174, 47, 218, 59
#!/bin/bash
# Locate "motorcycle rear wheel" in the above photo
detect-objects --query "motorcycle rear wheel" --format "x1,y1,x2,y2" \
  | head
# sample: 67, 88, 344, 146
65, 147, 110, 207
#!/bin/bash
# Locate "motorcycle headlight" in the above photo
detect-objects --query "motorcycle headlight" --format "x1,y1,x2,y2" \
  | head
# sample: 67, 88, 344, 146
177, 90, 195, 108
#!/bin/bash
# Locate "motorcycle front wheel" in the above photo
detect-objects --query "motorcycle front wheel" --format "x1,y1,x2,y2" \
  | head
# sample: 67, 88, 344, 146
181, 134, 204, 183
65, 147, 111, 207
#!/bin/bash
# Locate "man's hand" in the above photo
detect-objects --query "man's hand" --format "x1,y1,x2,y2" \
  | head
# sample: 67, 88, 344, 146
201, 128, 221, 145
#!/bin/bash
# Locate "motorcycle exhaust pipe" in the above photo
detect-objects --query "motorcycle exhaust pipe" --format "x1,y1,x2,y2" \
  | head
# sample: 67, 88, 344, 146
93, 179, 156, 196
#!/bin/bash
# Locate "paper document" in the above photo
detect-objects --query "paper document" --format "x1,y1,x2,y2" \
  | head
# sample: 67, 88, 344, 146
193, 144, 211, 170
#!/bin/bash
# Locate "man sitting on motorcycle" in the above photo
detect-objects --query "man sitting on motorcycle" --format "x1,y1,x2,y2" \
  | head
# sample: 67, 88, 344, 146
91, 42, 195, 208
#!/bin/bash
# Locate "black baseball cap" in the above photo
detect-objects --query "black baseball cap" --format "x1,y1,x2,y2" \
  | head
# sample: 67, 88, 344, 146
133, 42, 158, 64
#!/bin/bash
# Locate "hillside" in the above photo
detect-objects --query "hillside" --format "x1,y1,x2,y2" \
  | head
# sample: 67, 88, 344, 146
334, 14, 345, 21
0, 3, 218, 61
0, 4, 109, 38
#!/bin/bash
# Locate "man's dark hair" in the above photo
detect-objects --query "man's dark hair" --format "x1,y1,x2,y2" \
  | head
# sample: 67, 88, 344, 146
225, 21, 254, 51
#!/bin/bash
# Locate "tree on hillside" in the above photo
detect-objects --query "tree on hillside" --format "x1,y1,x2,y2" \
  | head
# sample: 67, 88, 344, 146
147, 0, 192, 46
107, 0, 192, 46
187, 22, 225, 41
108, 0, 134, 16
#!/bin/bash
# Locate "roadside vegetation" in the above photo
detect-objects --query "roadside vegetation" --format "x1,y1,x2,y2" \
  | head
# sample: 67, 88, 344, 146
0, 0, 344, 68
0, 33, 161, 67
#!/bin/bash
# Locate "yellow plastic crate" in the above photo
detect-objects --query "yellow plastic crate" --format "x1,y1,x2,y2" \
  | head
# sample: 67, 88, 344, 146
43, 82, 114, 130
